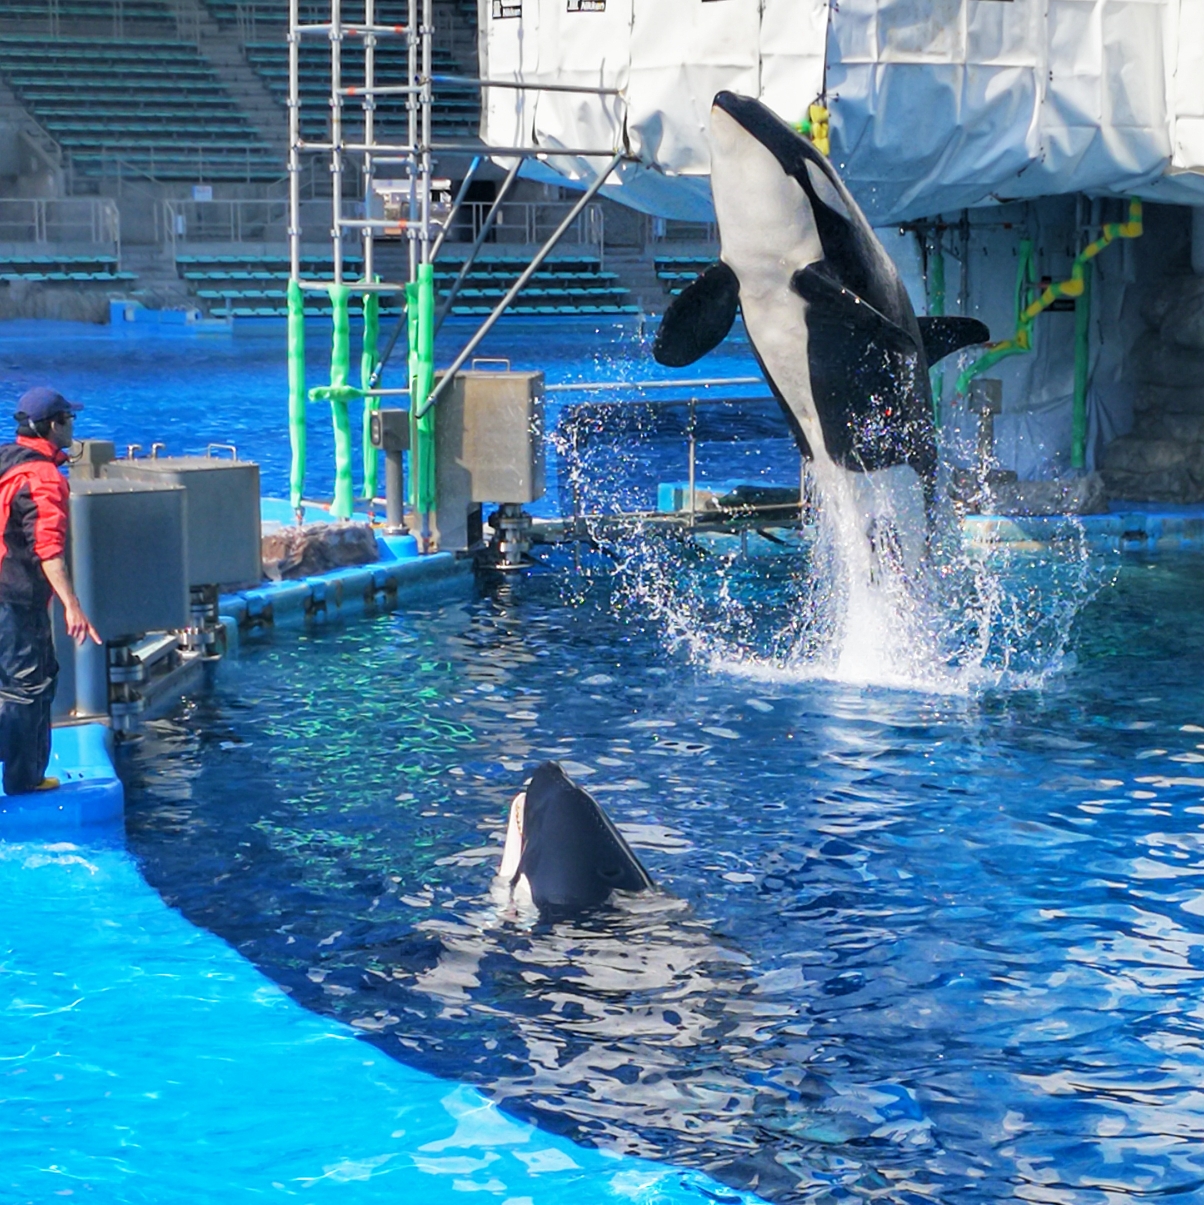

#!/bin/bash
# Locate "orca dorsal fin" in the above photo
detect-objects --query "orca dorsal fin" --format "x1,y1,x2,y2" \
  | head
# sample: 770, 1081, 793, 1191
915, 316, 991, 365
652, 261, 740, 367
791, 265, 916, 355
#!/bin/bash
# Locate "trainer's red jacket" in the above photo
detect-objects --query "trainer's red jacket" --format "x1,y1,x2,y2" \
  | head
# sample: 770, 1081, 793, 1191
0, 436, 69, 610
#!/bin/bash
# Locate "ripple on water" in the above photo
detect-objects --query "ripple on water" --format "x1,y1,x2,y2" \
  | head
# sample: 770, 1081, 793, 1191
116, 554, 1204, 1204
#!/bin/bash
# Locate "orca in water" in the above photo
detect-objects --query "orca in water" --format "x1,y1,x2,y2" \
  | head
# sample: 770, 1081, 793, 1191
498, 761, 655, 915
654, 91, 990, 509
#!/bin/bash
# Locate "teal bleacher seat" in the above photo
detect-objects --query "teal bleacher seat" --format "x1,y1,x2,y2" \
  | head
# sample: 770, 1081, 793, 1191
178, 249, 633, 318
0, 35, 280, 181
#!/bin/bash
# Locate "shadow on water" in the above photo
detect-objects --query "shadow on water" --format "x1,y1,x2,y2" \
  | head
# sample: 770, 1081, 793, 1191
123, 554, 1204, 1204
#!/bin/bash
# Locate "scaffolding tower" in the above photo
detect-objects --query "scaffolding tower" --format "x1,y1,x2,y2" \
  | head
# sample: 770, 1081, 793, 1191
286, 0, 624, 546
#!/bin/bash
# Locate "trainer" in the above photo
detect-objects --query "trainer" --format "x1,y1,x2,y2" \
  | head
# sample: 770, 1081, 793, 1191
0, 386, 99, 795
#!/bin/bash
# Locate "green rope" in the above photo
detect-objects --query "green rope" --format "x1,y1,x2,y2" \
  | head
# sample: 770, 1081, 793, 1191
1072, 262, 1092, 470
360, 289, 380, 501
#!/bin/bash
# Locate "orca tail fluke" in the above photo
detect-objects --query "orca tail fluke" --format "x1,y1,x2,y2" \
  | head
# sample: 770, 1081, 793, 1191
916, 316, 990, 365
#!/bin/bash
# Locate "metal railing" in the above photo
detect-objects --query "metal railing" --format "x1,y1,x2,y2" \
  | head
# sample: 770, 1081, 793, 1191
646, 215, 719, 245
0, 197, 120, 254
160, 196, 364, 255
87, 144, 285, 187
454, 200, 604, 253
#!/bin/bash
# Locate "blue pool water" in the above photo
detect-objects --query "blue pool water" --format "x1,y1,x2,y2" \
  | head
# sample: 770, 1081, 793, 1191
0, 316, 786, 513
6, 320, 1204, 1203
119, 552, 1204, 1204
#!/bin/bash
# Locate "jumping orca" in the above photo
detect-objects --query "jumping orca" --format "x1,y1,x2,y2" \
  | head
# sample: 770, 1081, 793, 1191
498, 761, 655, 915
654, 91, 989, 504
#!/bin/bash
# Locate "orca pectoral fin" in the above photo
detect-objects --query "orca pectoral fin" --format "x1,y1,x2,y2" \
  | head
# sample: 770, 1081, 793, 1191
792, 265, 917, 355
916, 316, 991, 365
652, 261, 740, 367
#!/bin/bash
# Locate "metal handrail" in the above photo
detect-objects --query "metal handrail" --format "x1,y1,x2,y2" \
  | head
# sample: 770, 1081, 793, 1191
0, 198, 120, 257
92, 143, 283, 186
455, 200, 604, 251
545, 377, 766, 394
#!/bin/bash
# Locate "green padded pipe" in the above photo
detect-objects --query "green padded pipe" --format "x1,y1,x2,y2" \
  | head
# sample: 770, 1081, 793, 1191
406, 267, 437, 521
360, 289, 380, 502
1071, 260, 1092, 471
327, 282, 355, 519
956, 201, 1142, 400
287, 279, 306, 520
406, 280, 419, 512
414, 263, 436, 517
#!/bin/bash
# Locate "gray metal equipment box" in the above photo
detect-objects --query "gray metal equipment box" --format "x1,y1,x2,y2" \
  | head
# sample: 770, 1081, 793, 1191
70, 477, 190, 641
70, 439, 116, 480
451, 369, 546, 504
106, 456, 262, 587
426, 370, 545, 553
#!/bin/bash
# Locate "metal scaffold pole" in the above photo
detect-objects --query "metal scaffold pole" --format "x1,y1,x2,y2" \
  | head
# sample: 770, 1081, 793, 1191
359, 0, 381, 505
286, 0, 306, 522
285, 0, 623, 545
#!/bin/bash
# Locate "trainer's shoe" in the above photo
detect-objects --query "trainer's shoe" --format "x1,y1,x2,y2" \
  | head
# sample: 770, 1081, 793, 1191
32, 777, 61, 791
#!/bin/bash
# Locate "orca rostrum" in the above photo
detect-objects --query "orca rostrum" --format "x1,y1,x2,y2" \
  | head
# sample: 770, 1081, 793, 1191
654, 91, 989, 505
498, 761, 655, 916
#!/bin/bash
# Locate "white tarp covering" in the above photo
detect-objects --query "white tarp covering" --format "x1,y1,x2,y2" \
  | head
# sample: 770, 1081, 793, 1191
1172, 0, 1204, 173
478, 0, 1204, 222
477, 0, 827, 219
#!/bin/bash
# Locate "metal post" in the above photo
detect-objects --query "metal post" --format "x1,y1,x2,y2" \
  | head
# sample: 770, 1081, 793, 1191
385, 448, 404, 527
363, 0, 375, 287
419, 150, 625, 417
406, 0, 418, 283
421, 0, 432, 267
330, 0, 344, 284
686, 398, 696, 527
287, 0, 301, 282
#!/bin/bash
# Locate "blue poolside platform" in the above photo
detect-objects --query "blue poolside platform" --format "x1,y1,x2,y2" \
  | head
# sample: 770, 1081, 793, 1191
218, 499, 473, 633
0, 723, 123, 830
1, 837, 765, 1205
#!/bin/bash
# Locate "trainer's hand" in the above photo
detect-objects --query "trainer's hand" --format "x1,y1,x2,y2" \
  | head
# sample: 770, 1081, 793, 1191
65, 600, 101, 646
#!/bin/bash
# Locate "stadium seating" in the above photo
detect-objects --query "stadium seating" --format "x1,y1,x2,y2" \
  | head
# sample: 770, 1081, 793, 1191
203, 0, 478, 142
177, 252, 636, 318
654, 255, 713, 296
0, 254, 135, 283
0, 36, 281, 181
3, 1, 179, 26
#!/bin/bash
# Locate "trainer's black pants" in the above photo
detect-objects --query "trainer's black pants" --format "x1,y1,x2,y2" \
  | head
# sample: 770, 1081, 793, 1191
0, 602, 58, 795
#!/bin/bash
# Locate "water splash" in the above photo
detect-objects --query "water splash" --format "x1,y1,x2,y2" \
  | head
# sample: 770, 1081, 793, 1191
564, 430, 1109, 694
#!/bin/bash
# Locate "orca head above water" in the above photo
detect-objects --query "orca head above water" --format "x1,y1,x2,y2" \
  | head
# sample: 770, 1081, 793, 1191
499, 762, 655, 917
654, 91, 990, 497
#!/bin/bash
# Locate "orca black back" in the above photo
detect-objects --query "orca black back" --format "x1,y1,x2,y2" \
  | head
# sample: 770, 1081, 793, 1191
516, 762, 654, 914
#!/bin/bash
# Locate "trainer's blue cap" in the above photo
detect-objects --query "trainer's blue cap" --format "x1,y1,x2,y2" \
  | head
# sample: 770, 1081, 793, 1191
15, 386, 83, 423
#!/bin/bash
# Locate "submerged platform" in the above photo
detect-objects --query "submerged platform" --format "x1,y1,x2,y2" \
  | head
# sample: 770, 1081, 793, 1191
964, 503, 1204, 553
2, 835, 765, 1204
650, 480, 1204, 556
